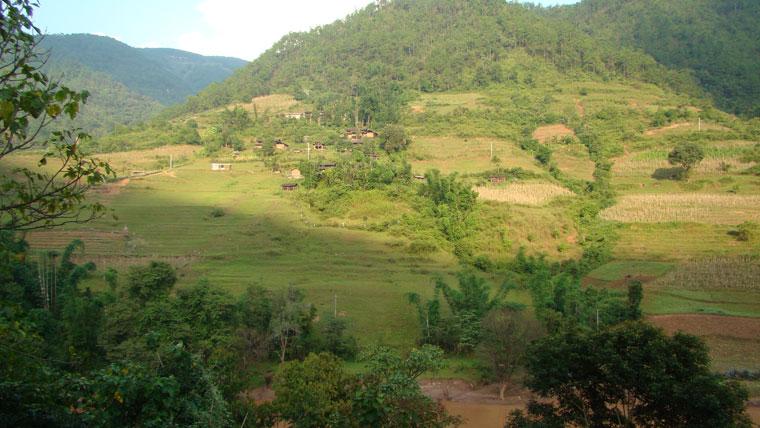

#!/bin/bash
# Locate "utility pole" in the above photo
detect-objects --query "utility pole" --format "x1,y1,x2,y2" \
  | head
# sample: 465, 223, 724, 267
490, 141, 494, 159
333, 292, 337, 317
698, 117, 702, 132
307, 138, 311, 161
169, 154, 173, 169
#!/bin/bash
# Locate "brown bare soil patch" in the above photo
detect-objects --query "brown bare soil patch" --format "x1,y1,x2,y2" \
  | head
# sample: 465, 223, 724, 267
410, 104, 425, 113
650, 314, 760, 341
532, 124, 575, 142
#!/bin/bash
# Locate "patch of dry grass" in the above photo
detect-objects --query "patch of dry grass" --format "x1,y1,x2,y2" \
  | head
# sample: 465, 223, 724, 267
601, 193, 760, 224
532, 124, 575, 142
643, 121, 729, 136
410, 92, 485, 114
475, 182, 573, 206
230, 94, 304, 114
651, 256, 760, 290
612, 157, 753, 177
409, 136, 543, 174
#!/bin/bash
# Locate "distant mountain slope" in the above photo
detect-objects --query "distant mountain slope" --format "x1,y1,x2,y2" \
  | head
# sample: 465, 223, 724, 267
550, 0, 760, 117
38, 34, 247, 134
174, 0, 701, 124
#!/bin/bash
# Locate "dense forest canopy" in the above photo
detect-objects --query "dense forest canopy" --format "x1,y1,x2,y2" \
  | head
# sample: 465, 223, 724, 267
554, 0, 760, 117
176, 0, 760, 124
37, 34, 247, 135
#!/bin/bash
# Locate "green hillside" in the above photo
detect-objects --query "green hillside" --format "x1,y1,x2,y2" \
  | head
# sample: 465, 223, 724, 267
176, 0, 700, 122
4, 0, 760, 424
554, 0, 760, 117
38, 34, 247, 135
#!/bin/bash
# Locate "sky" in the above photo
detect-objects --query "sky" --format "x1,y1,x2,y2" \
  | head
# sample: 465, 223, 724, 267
34, 0, 581, 61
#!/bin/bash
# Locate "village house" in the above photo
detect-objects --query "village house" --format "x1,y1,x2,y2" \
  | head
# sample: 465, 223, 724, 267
281, 183, 298, 191
489, 176, 506, 184
211, 163, 233, 171
318, 162, 337, 171
289, 168, 303, 179
362, 128, 377, 138
313, 142, 325, 151
274, 140, 289, 150
414, 174, 426, 181
254, 140, 263, 149
284, 111, 312, 120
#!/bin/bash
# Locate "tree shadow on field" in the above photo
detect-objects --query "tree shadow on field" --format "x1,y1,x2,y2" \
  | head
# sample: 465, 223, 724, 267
652, 167, 684, 180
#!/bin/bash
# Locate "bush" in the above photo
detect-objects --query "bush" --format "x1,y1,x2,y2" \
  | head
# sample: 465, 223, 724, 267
209, 207, 226, 218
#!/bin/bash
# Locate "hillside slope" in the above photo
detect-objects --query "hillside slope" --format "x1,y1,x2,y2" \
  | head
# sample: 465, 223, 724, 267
39, 34, 247, 134
177, 0, 700, 124
553, 0, 760, 117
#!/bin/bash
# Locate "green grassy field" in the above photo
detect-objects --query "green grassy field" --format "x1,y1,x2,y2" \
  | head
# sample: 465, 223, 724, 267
13, 76, 760, 374
25, 159, 467, 348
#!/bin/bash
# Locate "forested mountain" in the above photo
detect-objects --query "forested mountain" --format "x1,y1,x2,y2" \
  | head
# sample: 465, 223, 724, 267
553, 0, 760, 117
38, 34, 247, 134
177, 0, 759, 123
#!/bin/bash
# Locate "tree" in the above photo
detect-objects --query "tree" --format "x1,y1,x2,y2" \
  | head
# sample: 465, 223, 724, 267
379, 124, 411, 152
125, 261, 177, 303
266, 346, 461, 428
668, 142, 705, 179
477, 308, 543, 400
507, 321, 751, 428
0, 0, 113, 231
270, 352, 354, 427
271, 287, 314, 363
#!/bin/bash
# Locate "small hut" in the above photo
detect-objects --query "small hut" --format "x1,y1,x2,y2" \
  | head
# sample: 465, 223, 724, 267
211, 163, 232, 171
254, 140, 264, 149
290, 168, 303, 179
345, 128, 360, 140
281, 183, 298, 191
313, 142, 325, 151
362, 129, 377, 138
274, 140, 289, 150
318, 163, 337, 171
414, 174, 426, 181
489, 176, 506, 184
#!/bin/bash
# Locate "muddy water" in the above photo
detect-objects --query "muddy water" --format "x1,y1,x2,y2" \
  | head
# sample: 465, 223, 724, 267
443, 401, 522, 428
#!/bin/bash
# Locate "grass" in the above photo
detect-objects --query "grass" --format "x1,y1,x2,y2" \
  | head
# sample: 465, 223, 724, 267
586, 260, 674, 282
25, 159, 467, 348
7, 145, 199, 177
531, 124, 575, 142
613, 223, 760, 261
410, 92, 486, 115
600, 194, 760, 224
408, 136, 543, 175
474, 182, 573, 206
548, 143, 595, 181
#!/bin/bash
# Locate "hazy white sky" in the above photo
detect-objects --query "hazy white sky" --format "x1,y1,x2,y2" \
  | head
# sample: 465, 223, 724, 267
35, 0, 580, 61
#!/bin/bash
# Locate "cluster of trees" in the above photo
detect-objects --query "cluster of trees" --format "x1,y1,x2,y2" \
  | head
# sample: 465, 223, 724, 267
403, 251, 752, 426
0, 236, 364, 425
256, 347, 460, 427
298, 154, 412, 191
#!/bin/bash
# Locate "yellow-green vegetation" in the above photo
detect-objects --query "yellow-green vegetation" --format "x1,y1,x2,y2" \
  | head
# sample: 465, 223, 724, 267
475, 182, 574, 206
586, 260, 674, 282
600, 194, 760, 224
408, 136, 542, 175
24, 158, 463, 347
